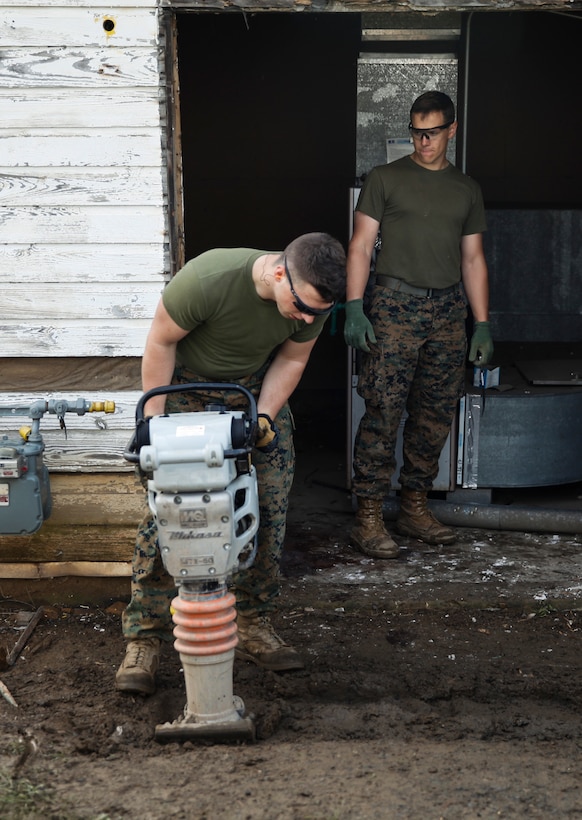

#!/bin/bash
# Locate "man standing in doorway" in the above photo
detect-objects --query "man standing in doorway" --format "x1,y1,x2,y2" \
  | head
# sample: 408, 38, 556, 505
344, 90, 493, 558
116, 232, 346, 695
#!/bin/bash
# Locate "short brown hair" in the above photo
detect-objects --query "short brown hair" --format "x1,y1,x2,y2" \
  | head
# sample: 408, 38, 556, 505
410, 91, 455, 125
284, 232, 346, 303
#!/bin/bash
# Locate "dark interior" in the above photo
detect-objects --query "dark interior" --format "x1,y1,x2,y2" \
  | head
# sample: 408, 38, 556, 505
176, 12, 361, 389
175, 10, 582, 404
463, 11, 582, 207
177, 13, 361, 256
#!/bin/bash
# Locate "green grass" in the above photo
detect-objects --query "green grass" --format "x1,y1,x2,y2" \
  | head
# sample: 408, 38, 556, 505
0, 771, 113, 820
0, 772, 55, 819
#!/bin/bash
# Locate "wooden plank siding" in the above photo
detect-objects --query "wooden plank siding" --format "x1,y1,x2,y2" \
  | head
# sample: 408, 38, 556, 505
0, 2, 167, 582
0, 8, 158, 47
161, 0, 581, 10
0, 3, 167, 360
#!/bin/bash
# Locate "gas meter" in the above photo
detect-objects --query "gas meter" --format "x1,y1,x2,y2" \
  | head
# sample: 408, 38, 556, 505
0, 398, 115, 535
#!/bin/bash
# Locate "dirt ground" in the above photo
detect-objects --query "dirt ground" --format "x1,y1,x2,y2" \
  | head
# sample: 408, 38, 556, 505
2, 521, 582, 818
2, 409, 582, 819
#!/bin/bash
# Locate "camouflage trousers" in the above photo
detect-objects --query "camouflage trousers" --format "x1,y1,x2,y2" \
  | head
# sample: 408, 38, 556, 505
122, 364, 294, 641
352, 284, 467, 498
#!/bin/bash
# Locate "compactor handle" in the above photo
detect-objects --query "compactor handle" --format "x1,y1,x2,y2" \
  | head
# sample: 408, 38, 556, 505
125, 382, 258, 465
134, 382, 257, 425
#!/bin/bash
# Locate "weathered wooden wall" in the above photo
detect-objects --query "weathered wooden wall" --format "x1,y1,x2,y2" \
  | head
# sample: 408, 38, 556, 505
0, 0, 166, 359
162, 0, 581, 10
0, 0, 165, 587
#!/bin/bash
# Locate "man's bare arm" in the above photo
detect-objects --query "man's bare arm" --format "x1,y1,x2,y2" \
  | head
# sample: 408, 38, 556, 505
461, 233, 489, 323
257, 337, 318, 421
141, 299, 189, 416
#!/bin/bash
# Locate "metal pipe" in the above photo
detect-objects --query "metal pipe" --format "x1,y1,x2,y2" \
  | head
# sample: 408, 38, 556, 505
381, 498, 582, 535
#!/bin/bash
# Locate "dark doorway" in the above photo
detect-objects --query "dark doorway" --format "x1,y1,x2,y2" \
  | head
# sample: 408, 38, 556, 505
463, 11, 582, 207
175, 13, 360, 391
176, 13, 361, 258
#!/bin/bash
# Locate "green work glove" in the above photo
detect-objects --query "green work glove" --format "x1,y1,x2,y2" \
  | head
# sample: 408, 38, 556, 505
469, 321, 494, 366
344, 299, 377, 353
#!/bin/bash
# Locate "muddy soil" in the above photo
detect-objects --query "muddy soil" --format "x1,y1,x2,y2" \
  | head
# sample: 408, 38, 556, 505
2, 531, 582, 819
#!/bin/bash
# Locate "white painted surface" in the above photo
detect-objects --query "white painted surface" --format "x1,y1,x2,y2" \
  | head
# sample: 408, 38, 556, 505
0, 1, 166, 358
0, 2, 166, 474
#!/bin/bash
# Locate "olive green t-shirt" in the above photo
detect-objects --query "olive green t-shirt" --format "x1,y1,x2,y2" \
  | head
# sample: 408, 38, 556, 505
357, 156, 487, 288
162, 248, 327, 379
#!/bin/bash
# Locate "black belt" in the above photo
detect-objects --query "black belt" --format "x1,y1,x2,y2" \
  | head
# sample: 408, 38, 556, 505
375, 274, 459, 298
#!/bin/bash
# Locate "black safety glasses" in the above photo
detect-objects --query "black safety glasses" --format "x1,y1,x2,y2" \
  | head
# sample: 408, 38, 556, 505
408, 120, 454, 140
284, 256, 335, 317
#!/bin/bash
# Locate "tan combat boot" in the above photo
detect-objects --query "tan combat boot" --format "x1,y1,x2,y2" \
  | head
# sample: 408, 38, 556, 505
396, 487, 456, 545
236, 613, 304, 671
350, 497, 400, 559
115, 637, 161, 696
